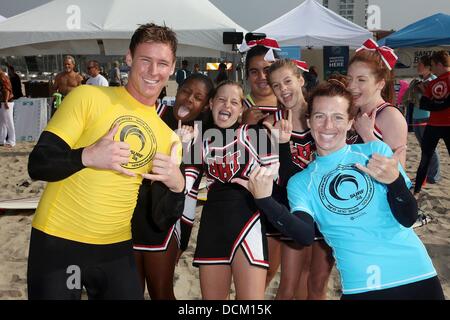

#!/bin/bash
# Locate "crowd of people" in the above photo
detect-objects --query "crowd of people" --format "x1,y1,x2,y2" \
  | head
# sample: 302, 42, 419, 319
8, 21, 447, 300
0, 55, 129, 144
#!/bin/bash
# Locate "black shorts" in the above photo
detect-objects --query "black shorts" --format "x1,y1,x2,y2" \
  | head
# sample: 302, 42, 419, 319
264, 218, 282, 238
131, 181, 181, 252
341, 276, 444, 300
27, 228, 143, 300
267, 221, 324, 242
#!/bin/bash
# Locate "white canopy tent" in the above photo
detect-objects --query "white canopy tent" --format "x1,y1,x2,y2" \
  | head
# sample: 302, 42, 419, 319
0, 0, 246, 57
253, 0, 372, 49
0, 15, 6, 23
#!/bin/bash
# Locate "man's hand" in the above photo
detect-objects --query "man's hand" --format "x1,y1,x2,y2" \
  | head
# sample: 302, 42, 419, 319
141, 141, 185, 193
241, 106, 269, 125
82, 124, 135, 177
231, 162, 280, 199
355, 146, 406, 184
263, 109, 292, 144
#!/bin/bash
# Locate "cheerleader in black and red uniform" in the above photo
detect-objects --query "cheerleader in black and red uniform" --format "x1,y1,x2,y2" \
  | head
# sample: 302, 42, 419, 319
131, 74, 213, 299
265, 59, 334, 300
239, 38, 284, 288
346, 39, 408, 168
185, 80, 278, 299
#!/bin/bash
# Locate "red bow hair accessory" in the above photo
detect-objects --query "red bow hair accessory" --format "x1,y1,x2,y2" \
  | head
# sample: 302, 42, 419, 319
293, 60, 309, 72
356, 38, 398, 71
239, 38, 281, 53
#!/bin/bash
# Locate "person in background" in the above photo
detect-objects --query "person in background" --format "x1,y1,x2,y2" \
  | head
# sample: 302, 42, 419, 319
394, 78, 409, 114
0, 67, 15, 148
7, 64, 23, 99
157, 86, 167, 105
86, 60, 109, 87
414, 50, 450, 196
402, 55, 440, 184
176, 60, 191, 88
214, 62, 228, 84
99, 66, 109, 81
193, 63, 206, 75
51, 56, 83, 116
303, 66, 319, 94
109, 61, 122, 87
53, 55, 83, 96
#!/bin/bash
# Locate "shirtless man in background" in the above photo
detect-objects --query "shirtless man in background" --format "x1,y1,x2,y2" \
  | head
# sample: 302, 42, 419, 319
53, 55, 83, 96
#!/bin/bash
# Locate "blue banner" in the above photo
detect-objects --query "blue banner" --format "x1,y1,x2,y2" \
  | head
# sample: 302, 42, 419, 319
279, 46, 301, 60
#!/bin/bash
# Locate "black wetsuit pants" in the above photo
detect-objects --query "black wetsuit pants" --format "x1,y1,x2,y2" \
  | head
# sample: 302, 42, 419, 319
27, 228, 143, 300
341, 276, 444, 300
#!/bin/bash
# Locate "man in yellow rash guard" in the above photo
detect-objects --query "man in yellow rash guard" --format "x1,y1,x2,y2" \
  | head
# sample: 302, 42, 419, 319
26, 23, 185, 300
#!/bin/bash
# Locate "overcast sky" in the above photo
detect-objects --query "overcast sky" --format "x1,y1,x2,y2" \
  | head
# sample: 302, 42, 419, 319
369, 0, 450, 30
1, 0, 449, 31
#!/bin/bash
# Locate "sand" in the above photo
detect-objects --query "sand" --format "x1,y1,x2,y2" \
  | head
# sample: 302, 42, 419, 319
0, 135, 448, 300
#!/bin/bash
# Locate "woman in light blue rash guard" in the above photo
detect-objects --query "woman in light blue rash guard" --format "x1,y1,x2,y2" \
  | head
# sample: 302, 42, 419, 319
234, 77, 444, 300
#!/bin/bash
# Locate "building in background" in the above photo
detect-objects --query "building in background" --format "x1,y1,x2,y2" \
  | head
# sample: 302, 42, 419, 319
323, 0, 368, 27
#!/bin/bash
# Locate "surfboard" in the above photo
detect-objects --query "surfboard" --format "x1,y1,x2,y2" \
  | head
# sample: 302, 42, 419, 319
197, 189, 207, 202
0, 196, 40, 210
197, 178, 208, 202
